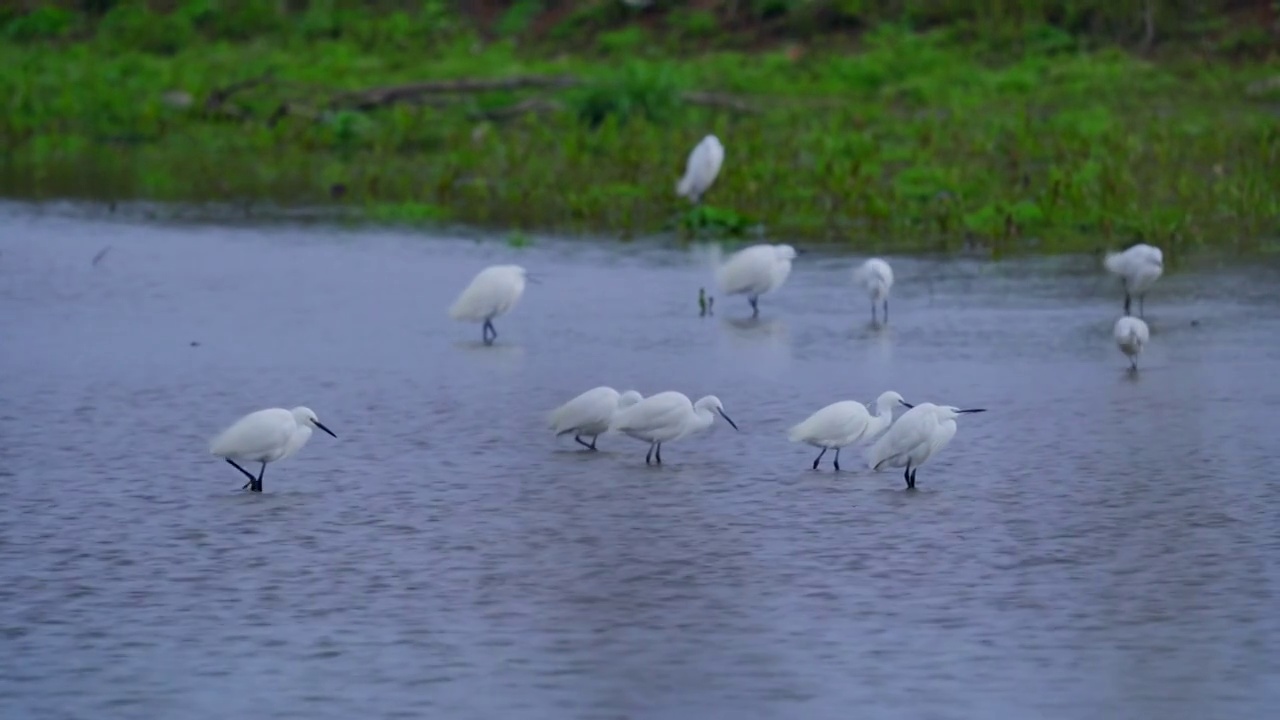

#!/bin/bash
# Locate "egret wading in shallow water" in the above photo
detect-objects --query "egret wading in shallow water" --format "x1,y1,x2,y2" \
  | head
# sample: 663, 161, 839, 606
789, 391, 910, 471
698, 287, 714, 317
852, 258, 894, 324
1104, 243, 1163, 318
676, 134, 724, 204
715, 243, 798, 318
1114, 316, 1149, 370
209, 406, 336, 492
448, 264, 529, 345
866, 402, 985, 489
548, 387, 644, 451
611, 391, 739, 465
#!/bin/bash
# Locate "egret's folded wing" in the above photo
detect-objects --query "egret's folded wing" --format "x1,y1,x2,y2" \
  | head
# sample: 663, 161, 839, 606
867, 413, 932, 470
612, 399, 686, 434
209, 410, 292, 458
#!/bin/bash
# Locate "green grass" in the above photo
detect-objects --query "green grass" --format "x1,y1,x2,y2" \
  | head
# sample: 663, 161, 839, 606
2, 2, 1279, 255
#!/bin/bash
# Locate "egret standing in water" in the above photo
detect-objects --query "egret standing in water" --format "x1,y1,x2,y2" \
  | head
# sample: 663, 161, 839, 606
676, 134, 724, 204
852, 258, 894, 324
715, 243, 798, 318
1104, 243, 1163, 318
789, 391, 910, 471
1114, 316, 1150, 370
866, 402, 985, 489
449, 264, 528, 345
611, 391, 739, 465
548, 386, 644, 451
698, 287, 713, 317
209, 406, 337, 492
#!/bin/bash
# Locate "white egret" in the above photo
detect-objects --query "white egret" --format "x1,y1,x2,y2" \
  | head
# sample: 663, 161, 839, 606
676, 134, 724, 204
852, 258, 894, 324
1114, 316, 1149, 370
548, 386, 644, 451
1103, 243, 1163, 317
866, 402, 986, 489
611, 391, 739, 465
448, 264, 528, 345
209, 406, 337, 492
788, 391, 910, 471
715, 243, 798, 318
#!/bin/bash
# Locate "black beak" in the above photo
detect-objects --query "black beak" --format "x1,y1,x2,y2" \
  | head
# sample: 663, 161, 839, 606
717, 408, 740, 431
315, 421, 338, 438
958, 408, 987, 414
899, 400, 914, 408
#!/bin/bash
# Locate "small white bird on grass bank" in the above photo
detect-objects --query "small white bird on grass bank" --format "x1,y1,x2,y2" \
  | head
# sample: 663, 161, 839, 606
852, 258, 894, 325
209, 406, 337, 492
548, 386, 644, 451
1104, 243, 1163, 318
715, 243, 798, 318
449, 264, 529, 345
789, 391, 910, 471
611, 391, 739, 465
1114, 316, 1149, 370
677, 134, 725, 204
866, 402, 986, 489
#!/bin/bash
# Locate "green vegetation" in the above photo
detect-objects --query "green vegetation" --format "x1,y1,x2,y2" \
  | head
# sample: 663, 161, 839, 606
2, 1, 1279, 255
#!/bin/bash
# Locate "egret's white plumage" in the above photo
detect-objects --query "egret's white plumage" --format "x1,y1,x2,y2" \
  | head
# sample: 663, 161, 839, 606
209, 406, 337, 492
866, 402, 985, 489
853, 258, 894, 324
1114, 316, 1149, 370
715, 243, 798, 317
1103, 243, 1163, 318
788, 390, 909, 471
676, 134, 724, 204
610, 390, 739, 465
449, 264, 528, 345
548, 386, 644, 451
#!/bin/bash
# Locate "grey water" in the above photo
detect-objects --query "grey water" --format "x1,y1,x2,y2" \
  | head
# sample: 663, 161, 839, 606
2, 201, 1279, 720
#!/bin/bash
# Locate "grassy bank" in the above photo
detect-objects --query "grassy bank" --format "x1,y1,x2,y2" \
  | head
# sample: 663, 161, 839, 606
2, 2, 1279, 255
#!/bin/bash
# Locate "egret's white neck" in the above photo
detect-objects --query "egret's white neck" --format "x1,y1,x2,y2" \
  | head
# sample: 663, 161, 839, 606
685, 405, 717, 436
866, 401, 896, 437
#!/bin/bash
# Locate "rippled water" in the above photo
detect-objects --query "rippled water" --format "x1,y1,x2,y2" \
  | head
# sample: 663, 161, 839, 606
3, 202, 1279, 720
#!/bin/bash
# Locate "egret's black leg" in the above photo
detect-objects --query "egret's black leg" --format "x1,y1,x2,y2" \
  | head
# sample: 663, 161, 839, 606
655, 443, 662, 464
749, 295, 759, 318
590, 435, 598, 450
883, 300, 889, 324
574, 434, 596, 451
909, 468, 917, 489
834, 447, 841, 471
482, 319, 497, 345
904, 462, 912, 489
1123, 292, 1131, 317
227, 459, 257, 489
812, 447, 827, 470
646, 442, 655, 465
253, 462, 266, 493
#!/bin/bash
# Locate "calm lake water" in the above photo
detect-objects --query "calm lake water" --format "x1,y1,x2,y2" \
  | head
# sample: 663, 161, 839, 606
2, 201, 1279, 720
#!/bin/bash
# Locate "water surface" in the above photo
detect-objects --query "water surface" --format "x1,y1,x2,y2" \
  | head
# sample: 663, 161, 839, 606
2, 202, 1279, 720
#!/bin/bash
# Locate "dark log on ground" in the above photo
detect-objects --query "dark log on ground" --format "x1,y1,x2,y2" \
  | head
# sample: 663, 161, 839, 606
202, 71, 276, 119
329, 75, 582, 111
203, 71, 761, 125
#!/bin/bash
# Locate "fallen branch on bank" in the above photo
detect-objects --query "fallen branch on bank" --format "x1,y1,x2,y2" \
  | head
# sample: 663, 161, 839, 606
199, 72, 762, 125
202, 71, 276, 119
329, 75, 582, 111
